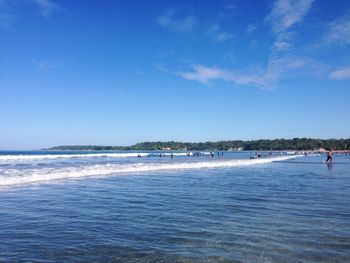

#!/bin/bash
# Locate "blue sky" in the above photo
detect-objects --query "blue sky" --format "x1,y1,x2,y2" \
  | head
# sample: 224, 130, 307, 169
1, 0, 350, 149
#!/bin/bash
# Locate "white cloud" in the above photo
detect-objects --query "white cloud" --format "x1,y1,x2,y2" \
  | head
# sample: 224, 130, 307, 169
246, 23, 258, 34
0, 0, 15, 29
329, 67, 350, 80
218, 3, 237, 20
274, 40, 291, 50
207, 24, 234, 42
265, 0, 314, 34
33, 59, 57, 71
160, 0, 318, 89
324, 15, 350, 46
179, 64, 268, 88
0, 0, 58, 29
180, 65, 232, 84
223, 51, 235, 61
156, 50, 176, 58
179, 56, 309, 89
33, 0, 59, 17
134, 69, 147, 76
285, 58, 305, 69
157, 10, 196, 32
273, 32, 294, 50
0, 12, 15, 29
265, 0, 314, 53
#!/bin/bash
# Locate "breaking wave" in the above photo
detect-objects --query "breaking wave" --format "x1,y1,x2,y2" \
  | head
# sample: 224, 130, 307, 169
0, 152, 191, 161
0, 155, 300, 186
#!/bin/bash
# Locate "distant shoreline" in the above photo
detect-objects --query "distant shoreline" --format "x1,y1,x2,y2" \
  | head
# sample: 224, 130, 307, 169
44, 138, 350, 151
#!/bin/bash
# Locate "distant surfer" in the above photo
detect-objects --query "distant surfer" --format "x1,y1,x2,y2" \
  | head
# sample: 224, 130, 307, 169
325, 150, 333, 163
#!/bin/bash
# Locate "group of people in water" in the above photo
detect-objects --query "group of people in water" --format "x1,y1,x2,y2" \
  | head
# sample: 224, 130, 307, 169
137, 151, 223, 158
135, 149, 345, 164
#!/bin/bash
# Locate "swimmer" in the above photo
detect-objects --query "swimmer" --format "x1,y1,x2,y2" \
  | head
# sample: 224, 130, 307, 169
325, 150, 333, 163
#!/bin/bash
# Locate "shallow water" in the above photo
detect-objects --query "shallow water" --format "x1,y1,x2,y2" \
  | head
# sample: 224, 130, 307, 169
0, 151, 349, 262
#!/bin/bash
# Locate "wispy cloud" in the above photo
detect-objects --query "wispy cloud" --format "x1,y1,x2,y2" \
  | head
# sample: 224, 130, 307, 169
223, 51, 235, 62
265, 0, 314, 53
156, 50, 176, 59
134, 69, 147, 76
329, 67, 350, 80
246, 23, 258, 35
324, 15, 350, 46
218, 3, 237, 20
155, 63, 173, 74
33, 59, 57, 71
179, 64, 266, 88
207, 24, 234, 42
265, 0, 314, 34
272, 32, 294, 50
179, 56, 309, 89
157, 10, 196, 32
0, 0, 16, 29
176, 0, 315, 90
0, 12, 15, 29
0, 0, 58, 29
160, 1, 320, 90
225, 0, 315, 88
33, 0, 59, 17
180, 65, 232, 84
285, 58, 306, 69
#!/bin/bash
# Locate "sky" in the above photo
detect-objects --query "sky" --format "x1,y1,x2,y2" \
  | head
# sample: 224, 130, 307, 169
0, 0, 350, 150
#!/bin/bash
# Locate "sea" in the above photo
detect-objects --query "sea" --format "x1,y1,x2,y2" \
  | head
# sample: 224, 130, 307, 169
0, 150, 349, 262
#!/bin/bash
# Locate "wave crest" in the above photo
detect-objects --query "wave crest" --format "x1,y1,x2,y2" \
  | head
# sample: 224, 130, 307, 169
0, 155, 300, 186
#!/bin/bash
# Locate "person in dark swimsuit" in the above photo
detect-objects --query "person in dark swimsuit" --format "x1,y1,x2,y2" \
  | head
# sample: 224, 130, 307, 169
326, 150, 333, 163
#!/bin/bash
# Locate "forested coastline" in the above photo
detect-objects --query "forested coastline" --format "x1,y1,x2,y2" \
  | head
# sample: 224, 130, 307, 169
45, 138, 350, 151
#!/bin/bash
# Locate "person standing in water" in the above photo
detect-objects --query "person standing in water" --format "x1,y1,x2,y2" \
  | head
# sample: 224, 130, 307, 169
326, 149, 333, 163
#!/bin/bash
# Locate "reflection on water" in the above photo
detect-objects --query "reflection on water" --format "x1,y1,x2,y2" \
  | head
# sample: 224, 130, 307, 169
327, 162, 333, 170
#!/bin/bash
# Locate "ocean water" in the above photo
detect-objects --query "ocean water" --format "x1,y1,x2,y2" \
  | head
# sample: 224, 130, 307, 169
0, 151, 349, 262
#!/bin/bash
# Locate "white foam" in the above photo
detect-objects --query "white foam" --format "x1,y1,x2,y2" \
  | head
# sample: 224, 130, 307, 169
0, 155, 300, 186
0, 152, 152, 161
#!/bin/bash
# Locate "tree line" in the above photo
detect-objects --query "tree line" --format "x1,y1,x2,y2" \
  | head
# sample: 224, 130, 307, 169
46, 138, 350, 151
